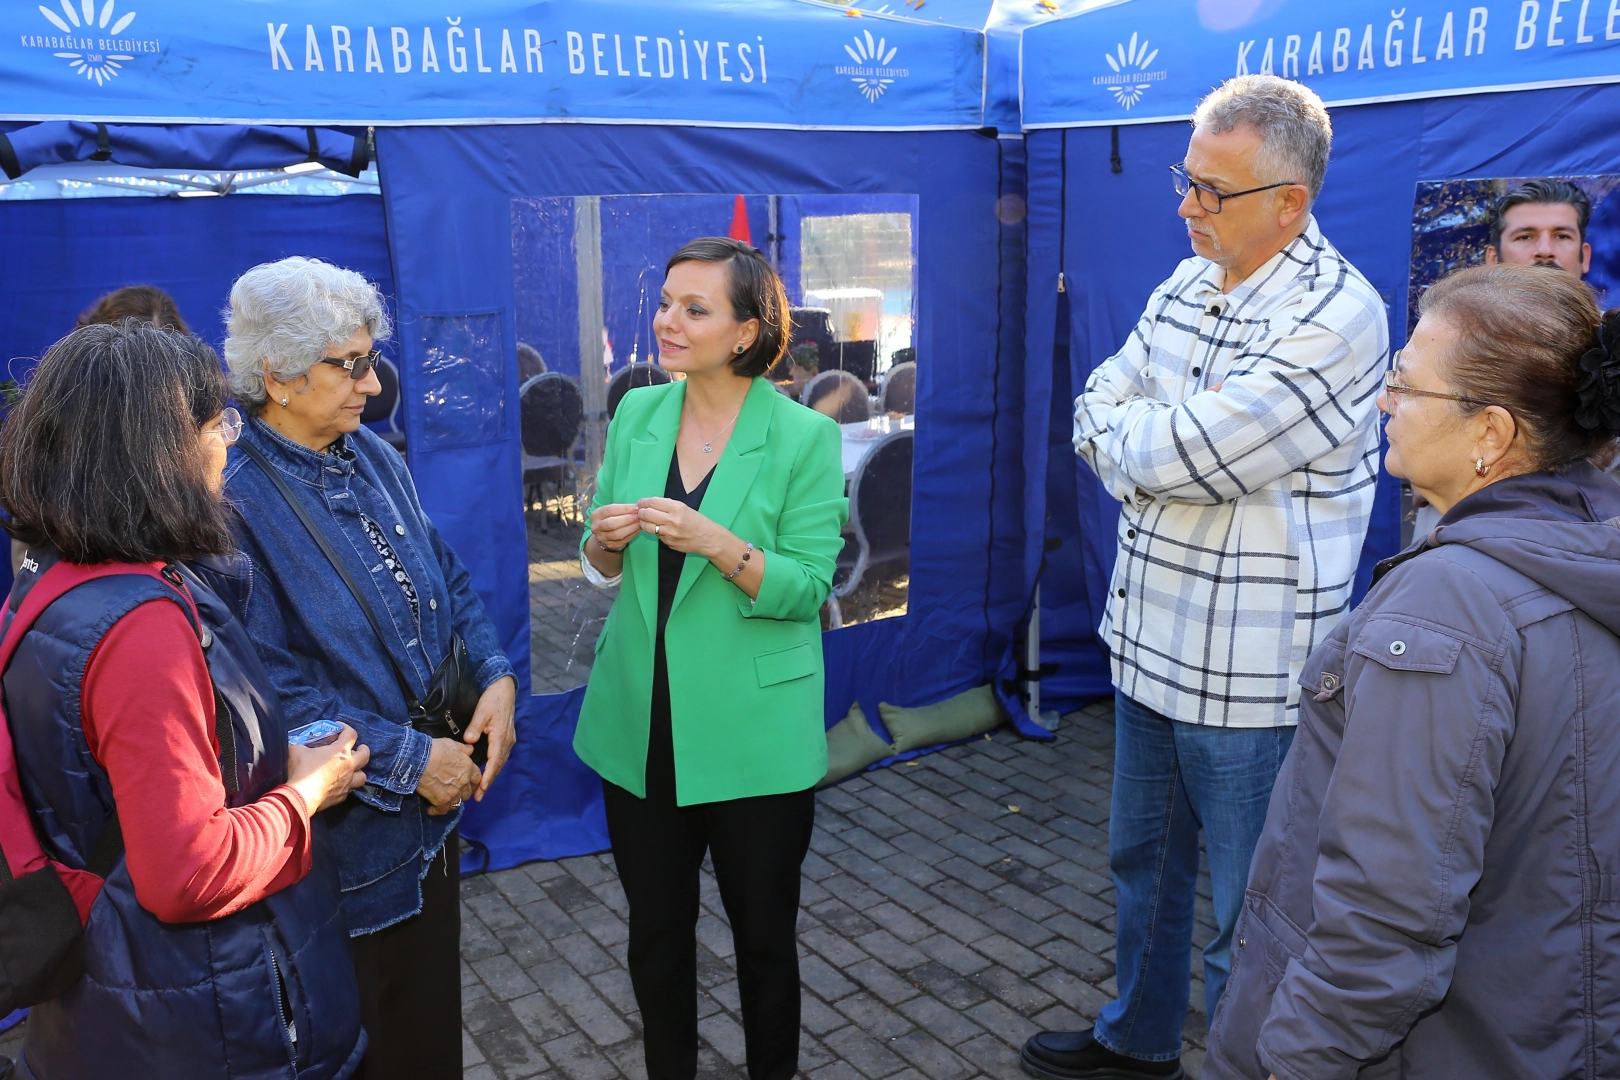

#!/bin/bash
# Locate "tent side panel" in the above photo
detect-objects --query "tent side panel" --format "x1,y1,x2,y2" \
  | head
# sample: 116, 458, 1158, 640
378, 123, 1021, 868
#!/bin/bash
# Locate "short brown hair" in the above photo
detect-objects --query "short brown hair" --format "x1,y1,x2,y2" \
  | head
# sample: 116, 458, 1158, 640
1419, 263, 1617, 469
0, 321, 232, 564
77, 285, 189, 335
665, 237, 791, 378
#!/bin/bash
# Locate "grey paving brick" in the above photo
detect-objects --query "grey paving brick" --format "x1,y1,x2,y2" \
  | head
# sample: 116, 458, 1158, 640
866, 901, 933, 944
475, 1025, 552, 1078
854, 928, 929, 971
845, 957, 921, 1005
809, 898, 882, 939
833, 991, 913, 1040
473, 953, 540, 1001
889, 1029, 974, 1080
1033, 968, 1111, 1021
970, 934, 1051, 978
904, 961, 991, 1009
449, 703, 1214, 1080
897, 993, 986, 1046
542, 1031, 624, 1080
800, 952, 860, 1002
821, 1023, 909, 1079
490, 866, 550, 907
915, 932, 995, 977
972, 964, 1057, 1015
697, 1011, 749, 1067
553, 931, 617, 977
981, 905, 1058, 950
463, 1027, 487, 1066
509, 990, 575, 1044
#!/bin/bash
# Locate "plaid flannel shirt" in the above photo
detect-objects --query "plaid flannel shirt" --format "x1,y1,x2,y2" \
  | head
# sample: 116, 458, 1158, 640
1074, 218, 1388, 728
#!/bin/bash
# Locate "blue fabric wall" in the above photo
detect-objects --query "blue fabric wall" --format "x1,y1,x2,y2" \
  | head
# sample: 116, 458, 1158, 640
377, 125, 1026, 870
1023, 83, 1620, 713
0, 193, 394, 600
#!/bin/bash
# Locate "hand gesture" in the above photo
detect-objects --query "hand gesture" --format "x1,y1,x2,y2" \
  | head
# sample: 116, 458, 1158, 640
286, 724, 370, 816
590, 502, 642, 552
463, 675, 517, 801
635, 497, 719, 558
417, 737, 480, 817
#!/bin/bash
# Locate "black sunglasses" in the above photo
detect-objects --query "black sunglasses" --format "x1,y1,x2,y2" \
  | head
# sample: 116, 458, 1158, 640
318, 349, 381, 380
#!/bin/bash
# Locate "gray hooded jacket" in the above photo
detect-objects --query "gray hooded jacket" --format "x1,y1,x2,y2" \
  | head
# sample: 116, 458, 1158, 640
1205, 464, 1620, 1080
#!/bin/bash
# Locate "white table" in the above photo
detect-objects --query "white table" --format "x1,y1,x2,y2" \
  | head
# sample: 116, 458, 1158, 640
841, 415, 913, 479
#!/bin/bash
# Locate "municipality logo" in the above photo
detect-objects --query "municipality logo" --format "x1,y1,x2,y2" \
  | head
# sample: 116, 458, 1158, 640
1094, 33, 1166, 110
837, 30, 909, 103
26, 0, 159, 86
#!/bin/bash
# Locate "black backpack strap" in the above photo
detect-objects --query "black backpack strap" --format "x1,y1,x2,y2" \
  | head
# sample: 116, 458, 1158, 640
236, 440, 423, 714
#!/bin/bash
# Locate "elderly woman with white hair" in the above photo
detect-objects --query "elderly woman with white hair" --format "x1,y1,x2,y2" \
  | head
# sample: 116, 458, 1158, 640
222, 257, 517, 1080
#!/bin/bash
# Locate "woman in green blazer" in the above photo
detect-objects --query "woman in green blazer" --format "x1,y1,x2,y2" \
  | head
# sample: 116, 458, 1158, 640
578, 237, 848, 1080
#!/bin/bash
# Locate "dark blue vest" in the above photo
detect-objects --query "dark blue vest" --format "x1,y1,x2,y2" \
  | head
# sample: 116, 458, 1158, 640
3, 552, 365, 1080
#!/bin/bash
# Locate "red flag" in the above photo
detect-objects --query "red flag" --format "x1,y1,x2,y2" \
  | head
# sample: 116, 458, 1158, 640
728, 195, 752, 244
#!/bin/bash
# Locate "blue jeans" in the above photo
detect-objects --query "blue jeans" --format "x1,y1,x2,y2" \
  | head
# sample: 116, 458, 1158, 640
1092, 692, 1295, 1061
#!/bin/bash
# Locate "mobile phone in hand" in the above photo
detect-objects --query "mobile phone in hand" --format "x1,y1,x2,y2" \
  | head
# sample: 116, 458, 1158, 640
288, 720, 345, 748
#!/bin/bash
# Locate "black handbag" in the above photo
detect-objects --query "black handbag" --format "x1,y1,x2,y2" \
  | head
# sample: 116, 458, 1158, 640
239, 441, 488, 768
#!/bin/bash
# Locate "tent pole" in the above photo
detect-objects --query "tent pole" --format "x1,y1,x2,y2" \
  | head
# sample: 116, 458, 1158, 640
574, 196, 607, 484
767, 194, 781, 269
1027, 584, 1041, 716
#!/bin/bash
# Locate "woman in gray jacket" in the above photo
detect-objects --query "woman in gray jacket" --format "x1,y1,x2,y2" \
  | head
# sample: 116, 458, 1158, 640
1206, 263, 1620, 1080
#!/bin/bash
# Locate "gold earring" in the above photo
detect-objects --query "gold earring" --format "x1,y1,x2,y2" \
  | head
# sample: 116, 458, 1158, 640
1474, 458, 1487, 477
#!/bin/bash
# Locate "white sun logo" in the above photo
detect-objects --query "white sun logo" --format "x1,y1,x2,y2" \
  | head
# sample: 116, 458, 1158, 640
38, 0, 138, 86
844, 31, 897, 103
1103, 33, 1158, 109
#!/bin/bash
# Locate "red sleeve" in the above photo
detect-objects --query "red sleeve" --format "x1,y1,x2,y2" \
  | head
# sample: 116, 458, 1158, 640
81, 599, 314, 923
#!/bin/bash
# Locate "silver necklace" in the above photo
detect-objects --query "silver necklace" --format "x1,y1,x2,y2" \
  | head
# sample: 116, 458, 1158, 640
687, 402, 744, 453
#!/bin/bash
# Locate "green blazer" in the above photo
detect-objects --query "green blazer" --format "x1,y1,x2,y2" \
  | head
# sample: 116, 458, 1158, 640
575, 376, 849, 805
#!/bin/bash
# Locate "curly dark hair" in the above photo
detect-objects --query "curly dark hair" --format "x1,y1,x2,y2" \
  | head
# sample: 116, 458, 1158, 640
665, 237, 792, 378
0, 320, 233, 564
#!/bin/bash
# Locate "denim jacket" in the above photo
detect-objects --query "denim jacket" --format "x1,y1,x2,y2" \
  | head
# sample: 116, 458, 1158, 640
224, 417, 514, 934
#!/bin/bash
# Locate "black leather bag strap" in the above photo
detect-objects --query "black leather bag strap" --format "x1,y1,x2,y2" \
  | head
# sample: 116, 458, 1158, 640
237, 440, 423, 715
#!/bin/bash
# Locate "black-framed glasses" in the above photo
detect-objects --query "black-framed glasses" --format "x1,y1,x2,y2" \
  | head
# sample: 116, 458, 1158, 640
1170, 163, 1300, 214
204, 406, 243, 446
318, 349, 381, 380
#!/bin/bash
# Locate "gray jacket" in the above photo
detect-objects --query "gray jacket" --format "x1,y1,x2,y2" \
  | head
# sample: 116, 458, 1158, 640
1206, 464, 1620, 1080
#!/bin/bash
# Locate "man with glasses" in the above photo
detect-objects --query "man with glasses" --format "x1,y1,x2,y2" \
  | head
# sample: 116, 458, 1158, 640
1021, 76, 1388, 1080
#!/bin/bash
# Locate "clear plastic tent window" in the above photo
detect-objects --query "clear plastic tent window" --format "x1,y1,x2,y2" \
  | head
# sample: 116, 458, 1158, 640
512, 192, 919, 694
417, 313, 508, 451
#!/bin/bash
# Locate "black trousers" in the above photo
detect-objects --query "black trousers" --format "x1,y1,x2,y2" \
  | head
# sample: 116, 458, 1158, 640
603, 776, 815, 1080
350, 832, 462, 1080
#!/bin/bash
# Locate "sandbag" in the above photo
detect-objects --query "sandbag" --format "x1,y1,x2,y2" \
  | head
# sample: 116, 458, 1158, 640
819, 702, 895, 787
878, 684, 1005, 754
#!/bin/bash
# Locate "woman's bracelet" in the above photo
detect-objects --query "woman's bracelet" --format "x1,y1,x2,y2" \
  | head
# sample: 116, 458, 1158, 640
721, 542, 755, 581
590, 532, 626, 555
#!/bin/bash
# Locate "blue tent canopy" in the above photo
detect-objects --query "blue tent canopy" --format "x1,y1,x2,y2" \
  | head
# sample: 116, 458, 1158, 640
0, 0, 1036, 872
1016, 0, 1620, 712
1022, 0, 1620, 127
3, 0, 985, 129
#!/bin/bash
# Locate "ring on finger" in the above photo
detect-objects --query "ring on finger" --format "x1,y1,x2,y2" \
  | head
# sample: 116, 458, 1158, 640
655, 524, 662, 535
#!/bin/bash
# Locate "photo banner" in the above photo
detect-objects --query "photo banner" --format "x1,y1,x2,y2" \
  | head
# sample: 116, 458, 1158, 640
1022, 0, 1620, 127
2, 0, 985, 129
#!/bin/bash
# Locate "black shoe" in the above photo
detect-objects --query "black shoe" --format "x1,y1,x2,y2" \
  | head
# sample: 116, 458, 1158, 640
1020, 1028, 1184, 1080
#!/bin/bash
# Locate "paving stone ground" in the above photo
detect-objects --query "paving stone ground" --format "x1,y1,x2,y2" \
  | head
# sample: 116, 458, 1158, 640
459, 700, 1217, 1080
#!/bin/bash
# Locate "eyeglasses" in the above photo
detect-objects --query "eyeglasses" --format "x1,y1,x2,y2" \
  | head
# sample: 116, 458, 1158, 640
1382, 365, 1494, 408
318, 349, 381, 381
204, 406, 243, 446
1170, 163, 1300, 214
